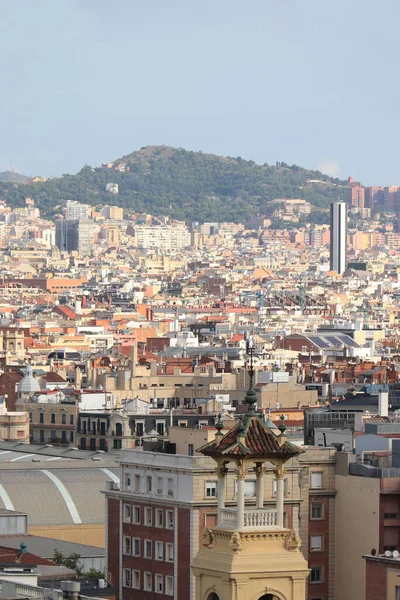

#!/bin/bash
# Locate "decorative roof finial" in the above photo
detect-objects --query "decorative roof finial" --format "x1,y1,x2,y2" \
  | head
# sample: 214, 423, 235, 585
278, 414, 287, 434
244, 335, 257, 413
215, 413, 224, 432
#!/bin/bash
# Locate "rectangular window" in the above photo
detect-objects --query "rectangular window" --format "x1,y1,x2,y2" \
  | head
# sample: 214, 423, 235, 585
70, 414, 74, 425
123, 536, 131, 555
145, 507, 152, 526
166, 543, 174, 562
133, 506, 141, 524
167, 478, 174, 497
51, 413, 56, 424
39, 413, 44, 424
205, 481, 217, 498
133, 538, 140, 557
146, 476, 152, 493
134, 474, 141, 492
244, 480, 256, 498
125, 474, 131, 490
165, 576, 174, 596
144, 572, 152, 591
144, 540, 152, 559
273, 479, 289, 497
310, 535, 323, 551
155, 574, 163, 593
70, 431, 74, 443
310, 567, 323, 583
188, 443, 194, 456
123, 504, 131, 523
310, 503, 324, 520
155, 541, 163, 561
132, 570, 140, 590
123, 568, 131, 587
311, 472, 323, 489
61, 413, 66, 424
166, 510, 174, 529
156, 421, 165, 436
155, 509, 163, 528
157, 477, 163, 495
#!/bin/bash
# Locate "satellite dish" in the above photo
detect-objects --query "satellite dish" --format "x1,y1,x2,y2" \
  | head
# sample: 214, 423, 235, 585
393, 550, 399, 558
385, 550, 392, 557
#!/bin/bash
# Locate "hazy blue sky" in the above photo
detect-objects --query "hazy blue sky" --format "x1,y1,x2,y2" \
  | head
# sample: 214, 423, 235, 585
0, 0, 398, 184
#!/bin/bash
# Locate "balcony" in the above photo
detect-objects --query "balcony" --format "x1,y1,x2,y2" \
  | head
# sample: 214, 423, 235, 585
219, 508, 278, 530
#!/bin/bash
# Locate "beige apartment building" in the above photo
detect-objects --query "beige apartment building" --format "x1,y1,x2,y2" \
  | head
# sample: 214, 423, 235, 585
106, 444, 336, 600
134, 225, 191, 250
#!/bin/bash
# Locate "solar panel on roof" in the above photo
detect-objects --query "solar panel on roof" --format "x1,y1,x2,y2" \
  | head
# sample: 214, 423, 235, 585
326, 336, 341, 346
309, 335, 330, 348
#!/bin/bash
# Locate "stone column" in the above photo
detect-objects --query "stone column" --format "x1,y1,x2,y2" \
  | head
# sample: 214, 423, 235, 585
236, 465, 246, 530
217, 465, 227, 527
275, 464, 285, 528
255, 463, 264, 509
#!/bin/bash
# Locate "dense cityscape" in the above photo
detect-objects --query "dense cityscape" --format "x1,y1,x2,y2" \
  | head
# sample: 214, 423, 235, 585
0, 159, 396, 600
2, 1, 399, 599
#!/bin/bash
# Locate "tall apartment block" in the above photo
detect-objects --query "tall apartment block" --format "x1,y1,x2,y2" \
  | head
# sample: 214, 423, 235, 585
346, 181, 365, 209
384, 186, 399, 213
65, 200, 90, 220
364, 186, 384, 209
330, 201, 347, 275
55, 219, 94, 256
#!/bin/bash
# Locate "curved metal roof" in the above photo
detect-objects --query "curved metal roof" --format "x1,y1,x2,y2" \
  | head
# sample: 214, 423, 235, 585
0, 467, 120, 526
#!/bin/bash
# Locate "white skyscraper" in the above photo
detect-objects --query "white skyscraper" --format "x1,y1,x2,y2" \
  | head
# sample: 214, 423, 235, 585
330, 201, 347, 274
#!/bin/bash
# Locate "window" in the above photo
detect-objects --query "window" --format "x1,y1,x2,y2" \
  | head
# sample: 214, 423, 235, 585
123, 503, 131, 523
61, 413, 66, 425
70, 414, 74, 425
310, 535, 323, 551
205, 481, 217, 498
273, 479, 289, 497
155, 574, 163, 593
384, 513, 398, 519
155, 541, 163, 561
310, 567, 323, 583
123, 536, 131, 555
132, 570, 140, 589
145, 507, 152, 526
70, 431, 74, 442
188, 444, 194, 456
133, 538, 140, 557
40, 430, 45, 443
29, 412, 32, 422
62, 431, 67, 442
125, 474, 131, 490
156, 422, 165, 436
311, 503, 324, 520
51, 413, 56, 424
144, 540, 152, 559
157, 477, 163, 495
146, 476, 152, 493
165, 576, 174, 596
133, 506, 141, 524
123, 568, 131, 587
166, 543, 174, 562
396, 586, 400, 600
39, 413, 44, 424
134, 474, 141, 492
144, 572, 152, 591
99, 438, 105, 450
136, 422, 144, 436
166, 510, 174, 529
167, 478, 174, 497
311, 472, 323, 489
155, 509, 163, 528
80, 437, 86, 449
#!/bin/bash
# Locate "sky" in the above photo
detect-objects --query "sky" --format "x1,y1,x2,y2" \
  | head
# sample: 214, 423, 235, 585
0, 0, 398, 184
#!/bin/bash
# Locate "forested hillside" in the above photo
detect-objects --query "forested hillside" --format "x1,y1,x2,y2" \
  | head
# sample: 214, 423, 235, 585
0, 146, 347, 222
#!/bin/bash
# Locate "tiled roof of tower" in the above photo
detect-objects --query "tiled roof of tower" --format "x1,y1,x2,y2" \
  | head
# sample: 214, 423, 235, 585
198, 414, 302, 459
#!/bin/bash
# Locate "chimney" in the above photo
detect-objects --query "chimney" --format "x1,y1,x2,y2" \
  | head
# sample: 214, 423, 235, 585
378, 391, 389, 417
61, 581, 80, 600
130, 344, 138, 379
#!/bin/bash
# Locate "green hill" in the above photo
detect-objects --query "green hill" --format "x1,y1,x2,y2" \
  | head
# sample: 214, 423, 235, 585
0, 171, 31, 183
0, 146, 347, 222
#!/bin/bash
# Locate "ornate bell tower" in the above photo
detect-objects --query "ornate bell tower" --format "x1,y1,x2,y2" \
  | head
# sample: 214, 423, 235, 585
192, 359, 309, 600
